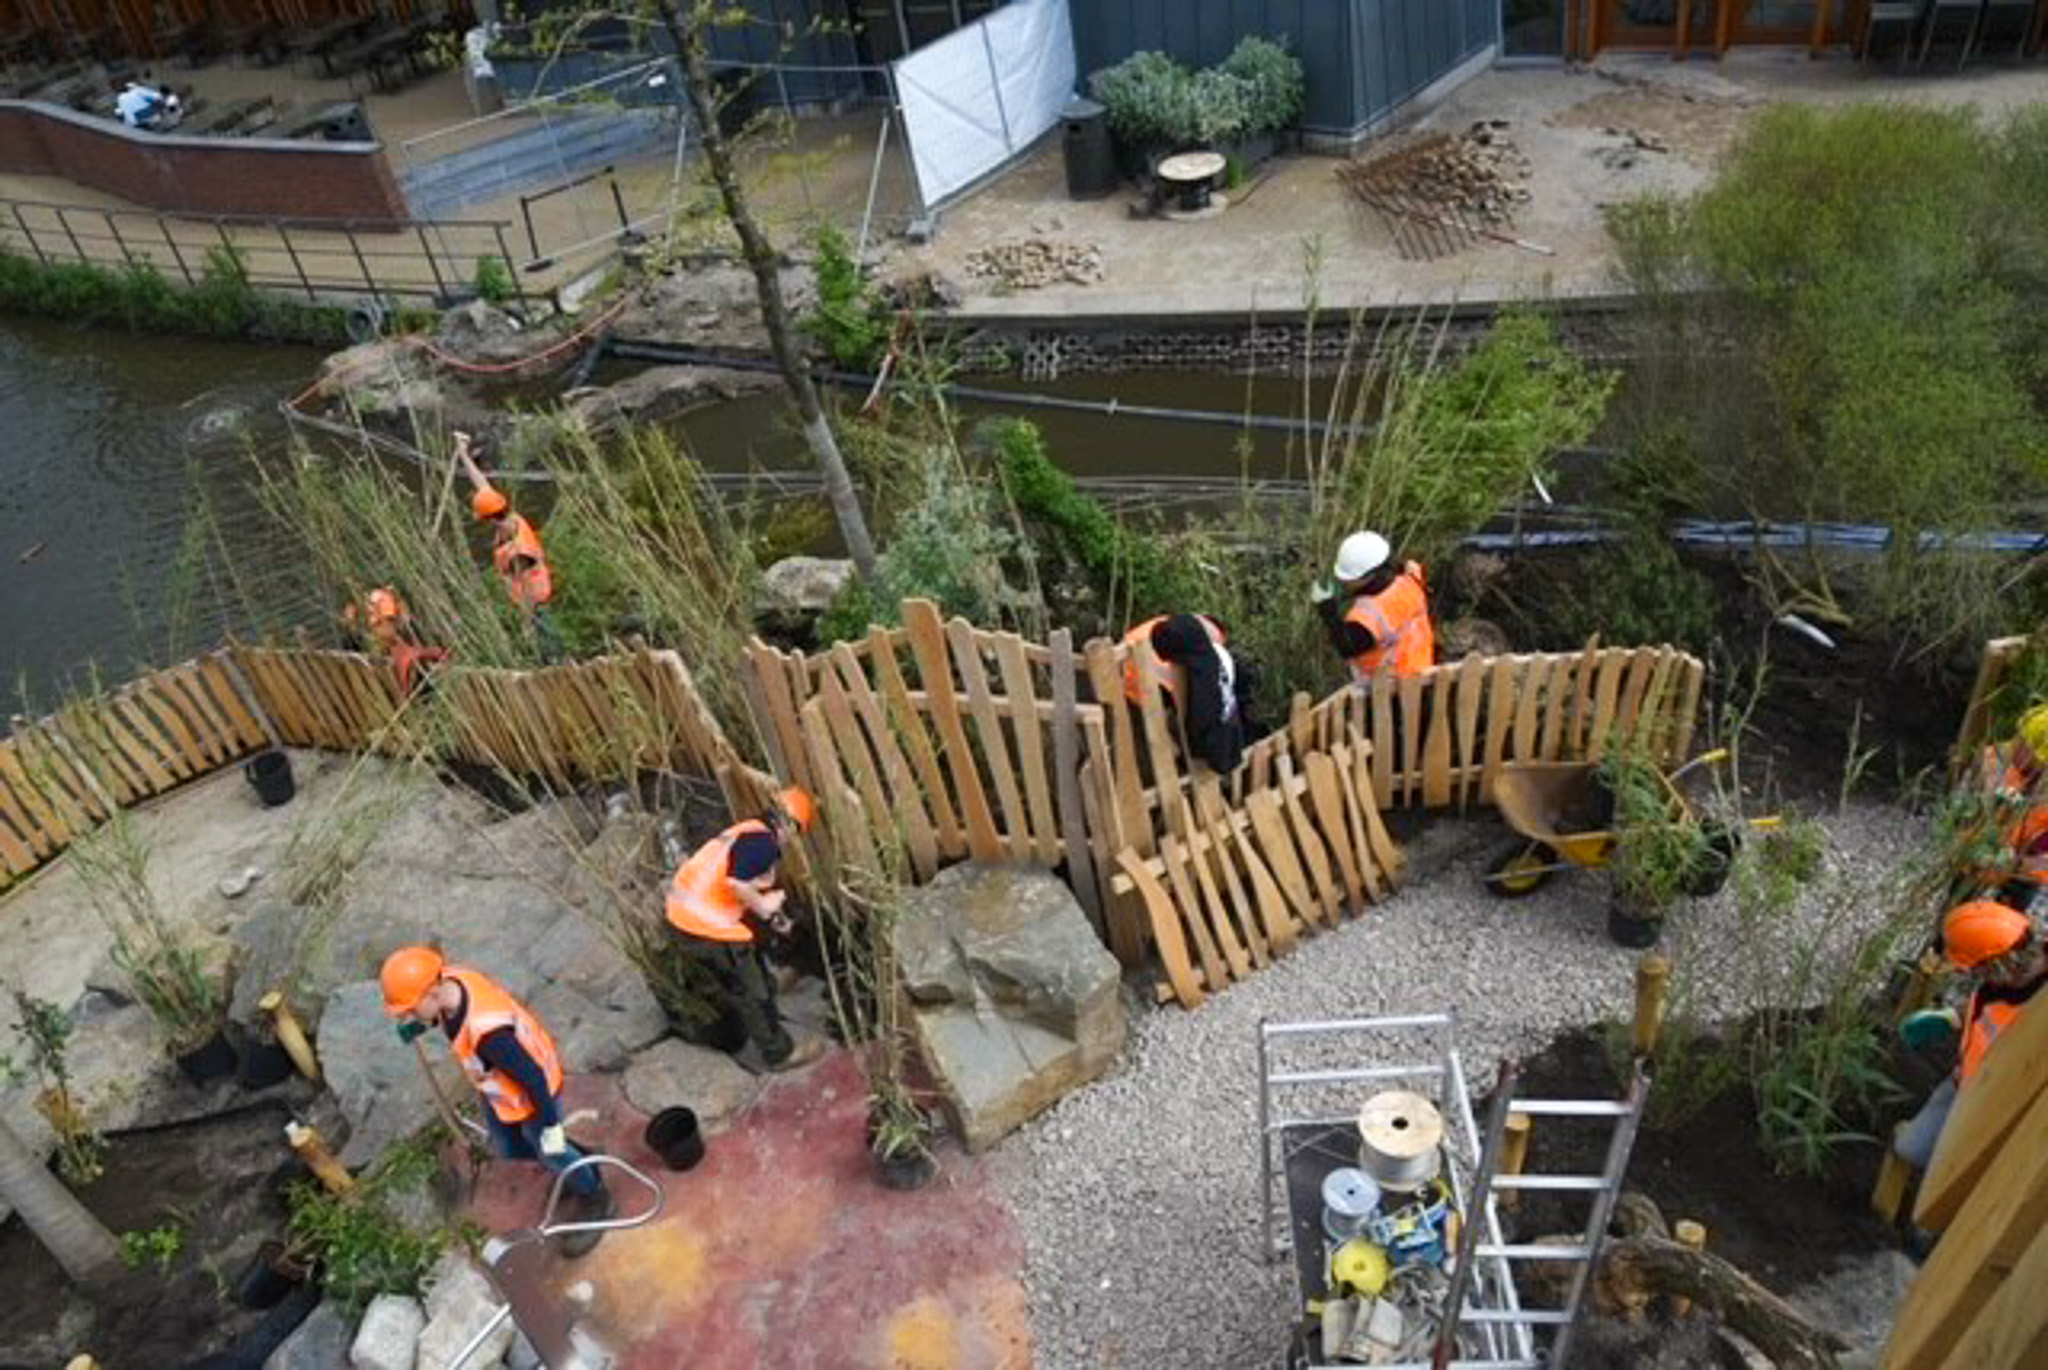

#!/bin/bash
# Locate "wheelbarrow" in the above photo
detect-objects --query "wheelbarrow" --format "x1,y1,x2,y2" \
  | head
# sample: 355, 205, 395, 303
1480, 749, 1774, 899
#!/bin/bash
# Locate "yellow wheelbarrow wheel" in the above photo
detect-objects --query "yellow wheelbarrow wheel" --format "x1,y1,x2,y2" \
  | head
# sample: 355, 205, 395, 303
1483, 840, 1558, 898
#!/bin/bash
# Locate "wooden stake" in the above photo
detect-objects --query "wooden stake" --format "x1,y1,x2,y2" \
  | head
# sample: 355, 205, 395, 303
1670, 1220, 1708, 1317
285, 1121, 354, 1194
1500, 1112, 1532, 1210
1633, 953, 1673, 1058
1872, 1125, 1916, 1227
1894, 949, 1945, 1022
258, 990, 320, 1084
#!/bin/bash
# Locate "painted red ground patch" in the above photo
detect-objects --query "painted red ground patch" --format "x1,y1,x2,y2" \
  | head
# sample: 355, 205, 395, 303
464, 1051, 1032, 1369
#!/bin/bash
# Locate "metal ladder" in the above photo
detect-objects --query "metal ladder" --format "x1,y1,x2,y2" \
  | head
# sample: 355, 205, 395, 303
1257, 1013, 1649, 1370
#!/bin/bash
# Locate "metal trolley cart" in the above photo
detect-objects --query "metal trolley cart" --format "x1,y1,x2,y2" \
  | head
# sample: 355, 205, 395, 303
1259, 1013, 1646, 1369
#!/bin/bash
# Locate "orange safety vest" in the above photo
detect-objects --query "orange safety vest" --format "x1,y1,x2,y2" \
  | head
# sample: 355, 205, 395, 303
1344, 562, 1435, 683
444, 967, 564, 1124
1121, 614, 1227, 706
665, 819, 771, 944
1960, 986, 2034, 1082
493, 514, 554, 609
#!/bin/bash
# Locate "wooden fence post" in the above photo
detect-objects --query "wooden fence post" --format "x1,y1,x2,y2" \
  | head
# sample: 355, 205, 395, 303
1634, 953, 1673, 1057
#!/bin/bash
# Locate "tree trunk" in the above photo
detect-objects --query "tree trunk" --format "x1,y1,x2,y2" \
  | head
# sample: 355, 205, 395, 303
1602, 1235, 1847, 1369
659, 0, 878, 577
0, 1116, 119, 1284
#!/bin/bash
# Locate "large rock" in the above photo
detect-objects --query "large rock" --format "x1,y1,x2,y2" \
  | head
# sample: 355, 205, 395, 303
265, 1299, 355, 1370
564, 364, 777, 432
350, 1292, 426, 1370
417, 1252, 516, 1370
320, 980, 467, 1167
760, 556, 856, 618
433, 301, 531, 367
621, 1036, 757, 1129
893, 863, 1125, 1151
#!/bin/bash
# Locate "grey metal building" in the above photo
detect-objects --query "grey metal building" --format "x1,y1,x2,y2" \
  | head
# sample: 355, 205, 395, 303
1069, 0, 1500, 145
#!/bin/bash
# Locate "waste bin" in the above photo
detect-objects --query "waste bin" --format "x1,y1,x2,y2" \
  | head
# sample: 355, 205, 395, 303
1061, 97, 1119, 200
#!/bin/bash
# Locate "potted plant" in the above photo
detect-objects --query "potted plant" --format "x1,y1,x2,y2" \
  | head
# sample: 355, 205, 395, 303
1219, 36, 1305, 172
867, 1086, 938, 1192
1602, 744, 1714, 948
5, 990, 105, 1187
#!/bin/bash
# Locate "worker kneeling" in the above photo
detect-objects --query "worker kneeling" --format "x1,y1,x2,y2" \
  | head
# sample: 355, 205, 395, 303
1314, 530, 1436, 684
1893, 900, 2048, 1173
666, 788, 827, 1073
1121, 613, 1257, 773
381, 947, 614, 1256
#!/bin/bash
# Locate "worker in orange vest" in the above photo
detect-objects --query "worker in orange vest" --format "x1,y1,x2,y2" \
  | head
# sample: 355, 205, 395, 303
453, 430, 561, 662
665, 787, 825, 1073
341, 587, 447, 696
1892, 900, 2048, 1172
1313, 530, 1436, 685
1970, 704, 2048, 896
1120, 613, 1256, 772
380, 946, 614, 1255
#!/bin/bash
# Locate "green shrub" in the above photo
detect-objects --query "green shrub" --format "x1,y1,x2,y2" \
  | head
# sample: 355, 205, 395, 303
1090, 50, 1191, 149
286, 1131, 453, 1314
804, 225, 888, 370
1220, 35, 1305, 135
0, 244, 345, 343
1549, 533, 1718, 654
473, 254, 515, 305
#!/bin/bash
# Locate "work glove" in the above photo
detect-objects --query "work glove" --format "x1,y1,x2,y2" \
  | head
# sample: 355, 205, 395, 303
538, 1124, 569, 1158
395, 1020, 428, 1045
1311, 580, 1335, 605
1901, 1007, 1961, 1049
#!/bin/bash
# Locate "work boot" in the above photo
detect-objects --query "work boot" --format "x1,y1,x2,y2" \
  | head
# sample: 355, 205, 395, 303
771, 960, 802, 994
556, 1184, 615, 1259
763, 1034, 826, 1074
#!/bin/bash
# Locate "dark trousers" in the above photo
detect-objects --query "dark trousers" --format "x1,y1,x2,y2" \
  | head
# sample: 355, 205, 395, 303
679, 937, 793, 1065
484, 1106, 602, 1198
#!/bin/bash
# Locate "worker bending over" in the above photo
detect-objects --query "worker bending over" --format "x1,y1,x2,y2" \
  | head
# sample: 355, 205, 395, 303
1313, 530, 1436, 684
1893, 900, 2048, 1172
341, 587, 446, 696
454, 431, 561, 661
1121, 613, 1257, 773
381, 946, 614, 1255
666, 788, 825, 1073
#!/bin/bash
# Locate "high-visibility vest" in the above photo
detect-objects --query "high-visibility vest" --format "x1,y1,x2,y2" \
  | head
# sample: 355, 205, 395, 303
493, 515, 554, 608
1998, 758, 2048, 884
1960, 984, 2038, 1081
1344, 563, 1435, 683
1121, 615, 1236, 719
444, 967, 564, 1124
665, 819, 771, 944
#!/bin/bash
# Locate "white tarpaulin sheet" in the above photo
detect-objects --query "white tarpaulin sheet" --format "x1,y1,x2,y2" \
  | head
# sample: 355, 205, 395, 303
894, 0, 1075, 210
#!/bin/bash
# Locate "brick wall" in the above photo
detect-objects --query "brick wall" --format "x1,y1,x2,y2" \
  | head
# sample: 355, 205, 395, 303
0, 102, 411, 226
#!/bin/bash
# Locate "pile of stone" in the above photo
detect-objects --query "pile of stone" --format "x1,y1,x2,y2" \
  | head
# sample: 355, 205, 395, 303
1395, 120, 1532, 227
962, 238, 1105, 291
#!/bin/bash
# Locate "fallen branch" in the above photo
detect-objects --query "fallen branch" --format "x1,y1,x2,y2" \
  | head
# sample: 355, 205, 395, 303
1603, 1235, 1847, 1369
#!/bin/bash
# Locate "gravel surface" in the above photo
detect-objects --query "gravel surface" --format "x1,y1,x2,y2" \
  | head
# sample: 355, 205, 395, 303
991, 802, 1926, 1369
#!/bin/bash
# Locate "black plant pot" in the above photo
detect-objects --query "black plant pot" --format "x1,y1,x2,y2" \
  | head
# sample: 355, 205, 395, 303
1606, 903, 1665, 949
236, 1239, 309, 1311
643, 1106, 707, 1172
175, 1028, 239, 1086
875, 1145, 938, 1191
238, 1037, 295, 1091
245, 750, 295, 808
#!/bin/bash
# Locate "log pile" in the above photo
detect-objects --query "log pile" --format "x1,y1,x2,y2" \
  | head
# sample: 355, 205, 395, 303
962, 238, 1106, 291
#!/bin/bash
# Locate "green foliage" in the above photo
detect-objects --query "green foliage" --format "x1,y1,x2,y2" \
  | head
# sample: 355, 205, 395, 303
286, 1135, 452, 1314
815, 575, 879, 647
988, 417, 1200, 627
1606, 102, 2048, 647
1754, 1012, 1905, 1178
473, 254, 516, 306
0, 245, 346, 343
1601, 741, 1711, 915
1088, 37, 1304, 150
4, 990, 105, 1186
1986, 626, 2048, 739
804, 225, 888, 370
119, 1221, 185, 1274
1549, 533, 1718, 654
862, 456, 1029, 630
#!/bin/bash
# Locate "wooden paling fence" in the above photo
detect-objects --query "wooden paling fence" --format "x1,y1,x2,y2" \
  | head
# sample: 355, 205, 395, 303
0, 650, 274, 886
1953, 634, 2030, 770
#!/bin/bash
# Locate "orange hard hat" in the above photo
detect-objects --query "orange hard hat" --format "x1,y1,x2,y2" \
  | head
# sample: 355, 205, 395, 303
777, 785, 816, 834
1943, 901, 2032, 969
380, 945, 445, 1015
472, 488, 509, 520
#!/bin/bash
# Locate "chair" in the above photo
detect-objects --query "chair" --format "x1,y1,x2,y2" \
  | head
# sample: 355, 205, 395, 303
1861, 0, 1929, 58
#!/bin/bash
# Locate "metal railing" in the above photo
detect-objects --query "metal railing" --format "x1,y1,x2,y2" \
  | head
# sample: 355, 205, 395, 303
0, 194, 525, 303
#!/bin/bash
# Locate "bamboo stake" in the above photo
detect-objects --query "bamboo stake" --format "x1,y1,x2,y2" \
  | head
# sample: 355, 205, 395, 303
285, 1121, 354, 1194
257, 990, 320, 1083
1871, 1125, 1916, 1226
1499, 1112, 1532, 1210
1671, 1221, 1708, 1317
1634, 953, 1673, 1057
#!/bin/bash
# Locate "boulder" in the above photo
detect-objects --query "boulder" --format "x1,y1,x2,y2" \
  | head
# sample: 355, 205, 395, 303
621, 1036, 757, 1129
433, 301, 531, 367
319, 980, 466, 1168
564, 364, 777, 431
350, 1292, 426, 1370
760, 557, 856, 617
319, 338, 443, 420
892, 863, 1125, 1151
418, 1252, 516, 1370
1439, 617, 1512, 661
266, 1299, 356, 1370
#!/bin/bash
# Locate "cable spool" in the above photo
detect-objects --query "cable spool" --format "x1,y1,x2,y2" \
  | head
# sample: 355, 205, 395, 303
1357, 1090, 1445, 1193
1321, 1166, 1382, 1242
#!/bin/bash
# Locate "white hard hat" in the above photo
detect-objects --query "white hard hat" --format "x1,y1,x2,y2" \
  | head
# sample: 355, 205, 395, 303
1333, 531, 1391, 582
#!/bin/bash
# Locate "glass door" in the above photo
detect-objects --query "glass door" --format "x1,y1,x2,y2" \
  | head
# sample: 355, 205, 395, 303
1595, 0, 1718, 50
1502, 0, 1570, 57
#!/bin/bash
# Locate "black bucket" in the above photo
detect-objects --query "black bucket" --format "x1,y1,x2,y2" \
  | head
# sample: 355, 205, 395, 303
644, 1106, 706, 1171
175, 1028, 240, 1086
245, 751, 295, 808
238, 1038, 295, 1091
1606, 905, 1664, 950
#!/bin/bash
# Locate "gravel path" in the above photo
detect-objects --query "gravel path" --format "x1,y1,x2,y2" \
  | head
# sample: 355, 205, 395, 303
991, 802, 1926, 1369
